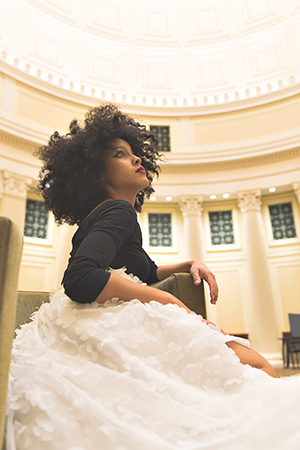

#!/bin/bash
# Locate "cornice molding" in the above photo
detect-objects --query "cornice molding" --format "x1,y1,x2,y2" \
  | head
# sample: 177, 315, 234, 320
161, 148, 300, 174
0, 129, 37, 152
169, 133, 300, 163
0, 114, 49, 145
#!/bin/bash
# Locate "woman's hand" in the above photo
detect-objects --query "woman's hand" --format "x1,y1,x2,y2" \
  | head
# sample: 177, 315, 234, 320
189, 260, 218, 304
156, 260, 219, 305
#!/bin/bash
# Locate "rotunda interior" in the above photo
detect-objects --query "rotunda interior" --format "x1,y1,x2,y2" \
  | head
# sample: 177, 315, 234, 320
0, 0, 300, 358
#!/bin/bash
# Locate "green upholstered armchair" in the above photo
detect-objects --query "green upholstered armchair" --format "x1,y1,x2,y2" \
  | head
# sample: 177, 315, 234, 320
0, 217, 23, 450
1, 243, 206, 450
15, 274, 207, 332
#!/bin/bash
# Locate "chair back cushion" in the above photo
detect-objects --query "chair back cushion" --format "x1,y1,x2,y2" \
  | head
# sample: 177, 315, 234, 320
0, 217, 23, 448
16, 291, 50, 330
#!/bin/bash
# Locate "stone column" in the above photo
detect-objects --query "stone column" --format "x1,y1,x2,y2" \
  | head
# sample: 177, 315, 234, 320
293, 182, 300, 205
179, 195, 205, 261
238, 190, 280, 354
0, 170, 32, 230
54, 223, 75, 287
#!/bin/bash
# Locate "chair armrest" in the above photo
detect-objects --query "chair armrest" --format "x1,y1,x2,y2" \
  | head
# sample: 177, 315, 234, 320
15, 275, 207, 329
150, 273, 207, 318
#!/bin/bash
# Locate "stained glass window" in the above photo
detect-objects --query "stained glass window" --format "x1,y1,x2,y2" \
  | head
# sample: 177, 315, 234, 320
148, 213, 172, 247
24, 199, 49, 239
268, 202, 297, 240
209, 210, 235, 245
150, 125, 171, 152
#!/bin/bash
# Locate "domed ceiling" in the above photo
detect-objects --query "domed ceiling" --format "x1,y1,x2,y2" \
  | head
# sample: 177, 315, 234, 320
0, 0, 300, 114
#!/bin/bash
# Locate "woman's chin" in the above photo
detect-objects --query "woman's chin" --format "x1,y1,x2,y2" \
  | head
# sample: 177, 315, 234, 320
140, 179, 150, 190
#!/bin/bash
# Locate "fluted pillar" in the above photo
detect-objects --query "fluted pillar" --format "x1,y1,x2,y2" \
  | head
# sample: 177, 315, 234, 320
0, 170, 32, 230
293, 182, 300, 205
55, 223, 75, 287
179, 196, 205, 261
238, 190, 279, 354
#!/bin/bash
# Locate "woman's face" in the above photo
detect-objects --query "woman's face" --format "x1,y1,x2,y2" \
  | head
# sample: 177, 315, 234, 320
103, 138, 149, 202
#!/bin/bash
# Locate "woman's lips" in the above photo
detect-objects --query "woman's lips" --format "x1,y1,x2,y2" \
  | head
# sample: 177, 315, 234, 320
136, 166, 146, 173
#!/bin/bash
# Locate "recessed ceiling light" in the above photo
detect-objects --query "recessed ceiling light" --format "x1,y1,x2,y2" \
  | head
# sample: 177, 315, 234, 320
210, 194, 217, 200
165, 196, 173, 201
150, 195, 156, 201
269, 187, 276, 193
223, 193, 230, 198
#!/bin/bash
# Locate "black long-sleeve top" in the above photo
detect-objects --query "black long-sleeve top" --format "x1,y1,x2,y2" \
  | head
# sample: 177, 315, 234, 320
62, 200, 159, 303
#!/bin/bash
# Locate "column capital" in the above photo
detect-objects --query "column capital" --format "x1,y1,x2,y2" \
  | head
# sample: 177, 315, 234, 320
179, 195, 203, 216
237, 190, 262, 212
2, 170, 33, 199
293, 182, 300, 204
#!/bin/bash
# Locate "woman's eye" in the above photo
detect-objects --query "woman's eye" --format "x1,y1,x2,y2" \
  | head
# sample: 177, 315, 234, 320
113, 150, 124, 158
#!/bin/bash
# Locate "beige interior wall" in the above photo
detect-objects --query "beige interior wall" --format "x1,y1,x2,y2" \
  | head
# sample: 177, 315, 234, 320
211, 269, 245, 333
0, 74, 4, 106
15, 83, 87, 134
192, 96, 300, 147
1, 75, 300, 354
276, 265, 300, 328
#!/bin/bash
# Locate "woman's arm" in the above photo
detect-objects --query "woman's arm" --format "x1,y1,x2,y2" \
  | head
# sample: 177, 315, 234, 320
156, 260, 219, 305
95, 272, 191, 313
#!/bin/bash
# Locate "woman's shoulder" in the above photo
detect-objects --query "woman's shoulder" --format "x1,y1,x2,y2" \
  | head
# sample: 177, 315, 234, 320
95, 199, 136, 217
70, 201, 137, 250
83, 199, 137, 228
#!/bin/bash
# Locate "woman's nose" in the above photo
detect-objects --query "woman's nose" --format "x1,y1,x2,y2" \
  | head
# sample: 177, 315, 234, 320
133, 154, 141, 165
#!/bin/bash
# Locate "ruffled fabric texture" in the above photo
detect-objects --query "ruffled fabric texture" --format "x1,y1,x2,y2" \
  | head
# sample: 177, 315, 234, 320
6, 269, 300, 450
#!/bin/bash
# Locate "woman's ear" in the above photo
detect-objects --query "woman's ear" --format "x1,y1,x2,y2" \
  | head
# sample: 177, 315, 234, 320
97, 176, 107, 187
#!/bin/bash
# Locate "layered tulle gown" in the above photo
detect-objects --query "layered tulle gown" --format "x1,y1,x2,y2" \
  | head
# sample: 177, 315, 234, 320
6, 271, 300, 450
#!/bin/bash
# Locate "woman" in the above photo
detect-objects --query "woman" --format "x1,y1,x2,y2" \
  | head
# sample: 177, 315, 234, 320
6, 104, 300, 450
41, 103, 275, 375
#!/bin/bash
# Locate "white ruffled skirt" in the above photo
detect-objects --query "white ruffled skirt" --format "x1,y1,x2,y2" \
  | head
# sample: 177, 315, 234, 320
6, 271, 300, 450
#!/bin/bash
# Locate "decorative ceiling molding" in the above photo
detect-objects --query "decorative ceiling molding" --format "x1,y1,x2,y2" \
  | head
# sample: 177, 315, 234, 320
0, 129, 37, 152
1, 59, 300, 117
161, 147, 300, 173
0, 114, 49, 146
0, 0, 300, 115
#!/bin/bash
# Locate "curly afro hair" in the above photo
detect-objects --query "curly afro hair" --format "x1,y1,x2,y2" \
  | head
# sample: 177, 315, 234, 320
35, 103, 161, 225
